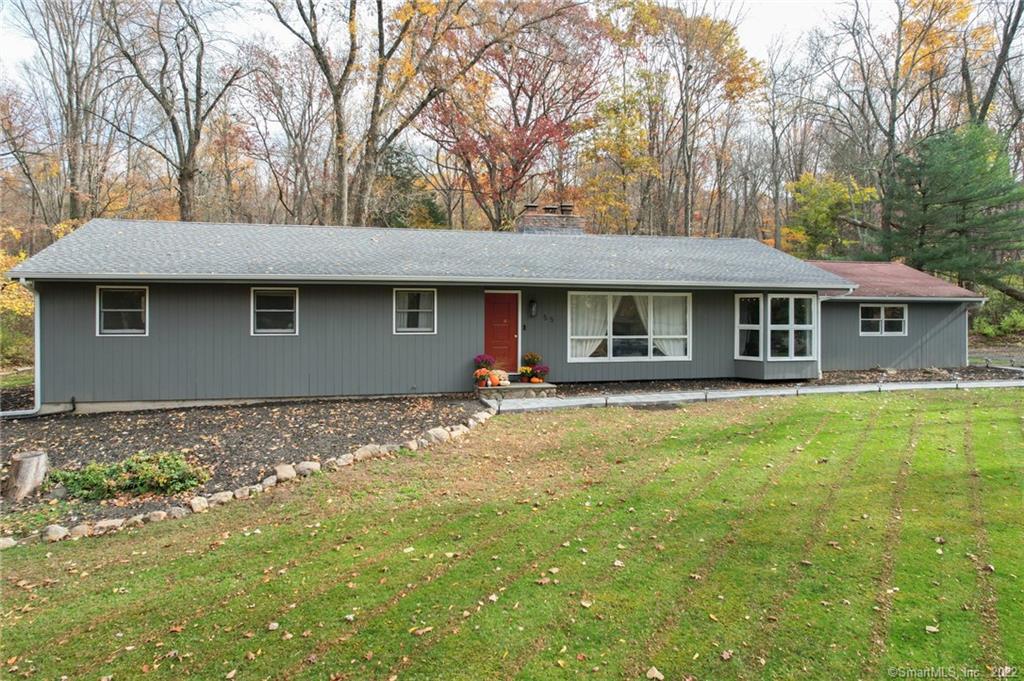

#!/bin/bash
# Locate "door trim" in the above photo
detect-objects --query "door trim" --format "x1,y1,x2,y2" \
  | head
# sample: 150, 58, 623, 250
484, 289, 522, 370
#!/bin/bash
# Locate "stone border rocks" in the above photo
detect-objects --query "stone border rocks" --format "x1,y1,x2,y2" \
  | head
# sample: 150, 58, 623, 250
0, 406, 498, 550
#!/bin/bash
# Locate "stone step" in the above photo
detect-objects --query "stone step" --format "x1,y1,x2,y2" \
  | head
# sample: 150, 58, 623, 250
477, 381, 557, 399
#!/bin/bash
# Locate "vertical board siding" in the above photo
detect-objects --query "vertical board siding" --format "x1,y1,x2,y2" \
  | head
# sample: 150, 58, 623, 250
39, 282, 483, 404
820, 301, 968, 370
39, 282, 856, 405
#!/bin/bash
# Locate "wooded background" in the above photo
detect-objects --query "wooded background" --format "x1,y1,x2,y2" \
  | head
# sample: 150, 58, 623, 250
2, 0, 1023, 363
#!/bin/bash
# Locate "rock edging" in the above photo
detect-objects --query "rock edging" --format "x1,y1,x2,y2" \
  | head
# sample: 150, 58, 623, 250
0, 407, 496, 550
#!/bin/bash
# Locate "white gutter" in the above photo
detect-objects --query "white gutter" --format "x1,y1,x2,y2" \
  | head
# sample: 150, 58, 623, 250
0, 285, 41, 418
820, 295, 986, 303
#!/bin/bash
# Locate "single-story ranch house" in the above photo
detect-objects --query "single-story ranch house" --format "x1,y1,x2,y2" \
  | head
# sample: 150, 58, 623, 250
6, 217, 984, 413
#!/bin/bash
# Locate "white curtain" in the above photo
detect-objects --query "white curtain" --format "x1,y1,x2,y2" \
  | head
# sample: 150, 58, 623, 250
632, 295, 650, 334
652, 296, 687, 357
570, 295, 608, 358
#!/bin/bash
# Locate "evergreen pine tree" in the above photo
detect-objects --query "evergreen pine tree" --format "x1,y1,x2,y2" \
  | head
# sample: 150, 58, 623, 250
885, 124, 1024, 299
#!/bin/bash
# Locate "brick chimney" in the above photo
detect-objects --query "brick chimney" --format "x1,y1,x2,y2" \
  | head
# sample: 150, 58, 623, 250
516, 202, 586, 234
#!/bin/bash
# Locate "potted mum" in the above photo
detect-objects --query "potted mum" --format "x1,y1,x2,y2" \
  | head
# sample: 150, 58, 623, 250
474, 353, 496, 370
473, 367, 491, 387
520, 352, 548, 383
530, 364, 550, 383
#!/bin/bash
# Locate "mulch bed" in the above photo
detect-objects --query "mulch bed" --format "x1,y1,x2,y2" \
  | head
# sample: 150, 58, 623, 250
1, 386, 33, 412
557, 365, 1017, 396
1, 395, 478, 526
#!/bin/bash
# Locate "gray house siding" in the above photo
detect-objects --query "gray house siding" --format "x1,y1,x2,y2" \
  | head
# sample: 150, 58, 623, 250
820, 300, 968, 371
38, 282, 484, 404
37, 282, 834, 406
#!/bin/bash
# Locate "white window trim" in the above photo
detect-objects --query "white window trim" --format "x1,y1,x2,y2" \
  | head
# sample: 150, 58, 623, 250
96, 285, 149, 337
767, 293, 817, 362
566, 291, 692, 363
858, 303, 908, 337
734, 293, 763, 360
393, 287, 438, 335
251, 287, 299, 336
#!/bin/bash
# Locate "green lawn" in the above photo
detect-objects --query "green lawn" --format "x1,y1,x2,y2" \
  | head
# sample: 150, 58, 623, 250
1, 390, 1021, 679
0, 370, 33, 389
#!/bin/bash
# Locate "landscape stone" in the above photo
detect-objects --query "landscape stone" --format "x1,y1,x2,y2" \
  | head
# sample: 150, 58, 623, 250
426, 427, 450, 443
296, 461, 321, 476
261, 475, 277, 488
335, 453, 354, 467
44, 524, 69, 542
0, 537, 16, 550
69, 524, 92, 539
323, 457, 340, 470
167, 506, 189, 519
147, 510, 168, 523
382, 444, 401, 453
94, 518, 125, 534
248, 484, 263, 495
448, 424, 470, 438
190, 496, 210, 513
124, 514, 146, 528
353, 444, 381, 461
274, 464, 297, 481
233, 487, 250, 499
209, 491, 234, 505
402, 440, 418, 451
48, 484, 68, 500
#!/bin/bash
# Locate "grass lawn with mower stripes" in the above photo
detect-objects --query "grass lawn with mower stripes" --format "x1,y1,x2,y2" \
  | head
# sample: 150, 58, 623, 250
1, 389, 1021, 680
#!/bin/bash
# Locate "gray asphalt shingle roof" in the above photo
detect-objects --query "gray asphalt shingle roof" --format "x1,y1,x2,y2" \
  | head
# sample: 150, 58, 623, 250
9, 219, 855, 290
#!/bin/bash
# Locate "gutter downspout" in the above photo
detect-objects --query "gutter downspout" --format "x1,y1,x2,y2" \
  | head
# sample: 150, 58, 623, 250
0, 282, 41, 418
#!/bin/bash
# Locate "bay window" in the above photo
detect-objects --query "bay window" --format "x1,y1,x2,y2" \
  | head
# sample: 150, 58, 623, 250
768, 294, 815, 360
734, 294, 762, 359
568, 292, 691, 361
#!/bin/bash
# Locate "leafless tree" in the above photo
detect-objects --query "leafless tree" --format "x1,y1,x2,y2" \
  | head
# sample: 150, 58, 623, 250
99, 0, 246, 221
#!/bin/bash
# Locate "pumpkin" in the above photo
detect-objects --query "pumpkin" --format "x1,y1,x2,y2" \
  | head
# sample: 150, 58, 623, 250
530, 376, 542, 383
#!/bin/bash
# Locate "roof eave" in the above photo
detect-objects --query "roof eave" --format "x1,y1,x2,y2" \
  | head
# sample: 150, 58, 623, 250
15, 272, 854, 291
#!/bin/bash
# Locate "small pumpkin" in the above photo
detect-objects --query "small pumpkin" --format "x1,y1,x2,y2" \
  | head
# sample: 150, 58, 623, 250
530, 376, 542, 383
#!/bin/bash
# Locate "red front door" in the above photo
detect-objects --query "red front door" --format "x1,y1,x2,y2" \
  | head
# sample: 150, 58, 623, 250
484, 292, 519, 371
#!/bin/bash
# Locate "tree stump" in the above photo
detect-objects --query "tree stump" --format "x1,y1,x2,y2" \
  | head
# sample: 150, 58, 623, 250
3, 451, 48, 503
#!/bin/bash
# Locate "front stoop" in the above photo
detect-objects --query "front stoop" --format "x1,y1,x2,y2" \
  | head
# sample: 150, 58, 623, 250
477, 382, 557, 399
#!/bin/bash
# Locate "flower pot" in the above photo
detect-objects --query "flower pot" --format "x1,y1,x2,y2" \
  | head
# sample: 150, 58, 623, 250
477, 380, 487, 388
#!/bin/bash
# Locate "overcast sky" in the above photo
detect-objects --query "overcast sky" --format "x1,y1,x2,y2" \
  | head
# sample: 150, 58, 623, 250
0, 0, 836, 79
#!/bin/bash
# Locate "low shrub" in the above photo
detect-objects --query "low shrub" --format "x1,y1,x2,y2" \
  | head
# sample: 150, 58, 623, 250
49, 452, 211, 501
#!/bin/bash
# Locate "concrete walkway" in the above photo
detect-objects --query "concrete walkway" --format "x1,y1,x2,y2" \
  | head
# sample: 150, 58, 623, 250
479, 375, 1024, 414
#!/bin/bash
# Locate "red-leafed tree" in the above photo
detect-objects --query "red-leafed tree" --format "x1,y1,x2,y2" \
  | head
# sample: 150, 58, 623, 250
422, 5, 607, 231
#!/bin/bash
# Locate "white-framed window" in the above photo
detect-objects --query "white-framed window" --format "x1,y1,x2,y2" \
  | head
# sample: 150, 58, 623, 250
394, 288, 436, 334
767, 294, 816, 360
734, 294, 762, 360
859, 304, 907, 336
251, 287, 298, 335
567, 292, 691, 362
96, 286, 148, 336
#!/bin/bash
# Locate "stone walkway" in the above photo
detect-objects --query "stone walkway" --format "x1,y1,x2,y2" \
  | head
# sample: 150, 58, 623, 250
479, 373, 1024, 414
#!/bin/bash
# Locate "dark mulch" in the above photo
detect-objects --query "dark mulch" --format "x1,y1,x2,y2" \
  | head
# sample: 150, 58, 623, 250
557, 365, 1017, 396
1, 395, 478, 525
1, 386, 33, 412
